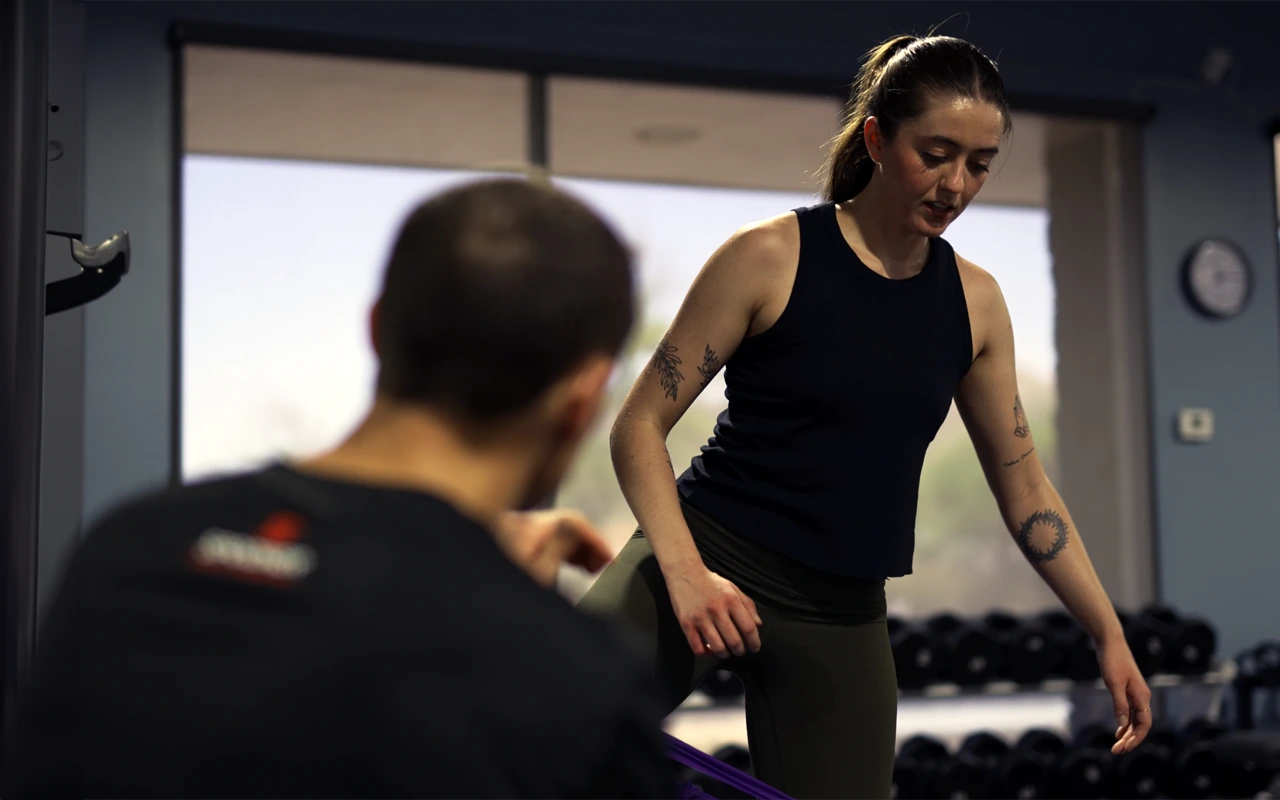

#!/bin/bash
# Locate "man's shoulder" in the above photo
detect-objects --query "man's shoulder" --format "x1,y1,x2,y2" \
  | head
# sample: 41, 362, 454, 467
82, 474, 253, 539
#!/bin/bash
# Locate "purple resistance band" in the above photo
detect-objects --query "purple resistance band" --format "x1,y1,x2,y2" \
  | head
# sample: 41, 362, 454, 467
664, 733, 795, 800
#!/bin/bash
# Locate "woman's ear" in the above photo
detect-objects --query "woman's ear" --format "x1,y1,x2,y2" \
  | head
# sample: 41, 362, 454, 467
864, 116, 884, 165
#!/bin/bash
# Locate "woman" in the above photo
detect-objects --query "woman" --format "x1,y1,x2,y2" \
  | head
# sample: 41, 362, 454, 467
577, 33, 1153, 798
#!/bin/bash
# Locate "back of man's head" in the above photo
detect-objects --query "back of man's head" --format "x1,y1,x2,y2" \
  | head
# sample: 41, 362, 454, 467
375, 179, 634, 419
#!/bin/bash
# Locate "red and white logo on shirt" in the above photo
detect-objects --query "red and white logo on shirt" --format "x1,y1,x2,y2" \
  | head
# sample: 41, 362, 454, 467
188, 511, 318, 586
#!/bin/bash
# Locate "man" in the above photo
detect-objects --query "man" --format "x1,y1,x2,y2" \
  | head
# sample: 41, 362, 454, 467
15, 179, 670, 798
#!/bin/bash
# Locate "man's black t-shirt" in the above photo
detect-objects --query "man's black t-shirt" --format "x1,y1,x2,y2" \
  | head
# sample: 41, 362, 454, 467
15, 465, 670, 798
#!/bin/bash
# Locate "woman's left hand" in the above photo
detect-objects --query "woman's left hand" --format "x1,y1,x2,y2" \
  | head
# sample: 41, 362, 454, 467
1097, 639, 1154, 754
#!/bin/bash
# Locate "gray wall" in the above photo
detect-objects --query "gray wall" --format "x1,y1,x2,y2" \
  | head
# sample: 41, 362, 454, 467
1140, 86, 1280, 656
64, 1, 1280, 656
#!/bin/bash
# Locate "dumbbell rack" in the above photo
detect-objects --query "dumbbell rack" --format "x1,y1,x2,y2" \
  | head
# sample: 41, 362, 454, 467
899, 660, 1237, 700
673, 660, 1236, 709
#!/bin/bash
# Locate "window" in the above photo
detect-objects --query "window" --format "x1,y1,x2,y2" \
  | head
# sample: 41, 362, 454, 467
181, 46, 527, 481
181, 158, 505, 481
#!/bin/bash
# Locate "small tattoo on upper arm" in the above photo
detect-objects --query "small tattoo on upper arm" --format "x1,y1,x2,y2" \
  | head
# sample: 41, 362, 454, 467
697, 345, 721, 390
1015, 509, 1069, 564
1002, 447, 1035, 468
1013, 394, 1030, 438
654, 340, 685, 401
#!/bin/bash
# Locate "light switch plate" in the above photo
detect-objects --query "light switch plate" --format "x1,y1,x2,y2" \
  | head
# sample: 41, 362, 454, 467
1177, 408, 1214, 443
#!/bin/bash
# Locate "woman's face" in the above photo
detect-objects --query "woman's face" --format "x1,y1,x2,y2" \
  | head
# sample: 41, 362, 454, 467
866, 94, 1006, 237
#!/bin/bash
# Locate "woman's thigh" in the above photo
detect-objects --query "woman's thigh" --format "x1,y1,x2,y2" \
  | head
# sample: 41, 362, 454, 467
742, 611, 898, 800
575, 534, 722, 713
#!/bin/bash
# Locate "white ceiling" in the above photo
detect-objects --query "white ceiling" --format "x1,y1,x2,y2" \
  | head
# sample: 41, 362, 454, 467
185, 43, 1051, 207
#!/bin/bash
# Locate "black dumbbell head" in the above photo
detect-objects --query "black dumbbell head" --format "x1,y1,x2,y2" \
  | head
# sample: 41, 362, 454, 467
891, 625, 941, 691
1168, 740, 1220, 799
959, 731, 1010, 765
712, 744, 752, 772
925, 612, 964, 631
899, 735, 950, 770
891, 755, 933, 800
946, 625, 1004, 686
933, 753, 993, 800
1124, 611, 1172, 676
1007, 621, 1059, 685
995, 751, 1050, 800
887, 615, 904, 637
1171, 616, 1217, 675
1137, 603, 1181, 626
1048, 747, 1111, 800
1111, 743, 1172, 800
1238, 640, 1280, 686
1179, 718, 1228, 750
982, 610, 1021, 632
1074, 722, 1118, 753
1146, 724, 1180, 753
1016, 729, 1067, 762
1037, 611, 1099, 681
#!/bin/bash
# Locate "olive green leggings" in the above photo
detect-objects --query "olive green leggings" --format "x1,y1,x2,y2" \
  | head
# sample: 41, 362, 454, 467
576, 534, 898, 800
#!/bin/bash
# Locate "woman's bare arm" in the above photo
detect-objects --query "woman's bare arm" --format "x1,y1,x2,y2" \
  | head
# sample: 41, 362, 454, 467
609, 213, 797, 657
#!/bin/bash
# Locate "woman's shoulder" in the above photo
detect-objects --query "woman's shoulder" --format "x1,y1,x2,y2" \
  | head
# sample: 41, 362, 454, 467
951, 247, 1008, 319
734, 209, 803, 252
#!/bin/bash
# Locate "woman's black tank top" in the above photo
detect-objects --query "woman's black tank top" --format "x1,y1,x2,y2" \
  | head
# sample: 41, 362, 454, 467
676, 202, 973, 579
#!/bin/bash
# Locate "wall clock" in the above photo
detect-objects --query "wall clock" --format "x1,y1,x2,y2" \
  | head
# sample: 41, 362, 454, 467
1182, 238, 1252, 319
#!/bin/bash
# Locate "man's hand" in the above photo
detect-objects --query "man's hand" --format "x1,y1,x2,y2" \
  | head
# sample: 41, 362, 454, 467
492, 508, 614, 589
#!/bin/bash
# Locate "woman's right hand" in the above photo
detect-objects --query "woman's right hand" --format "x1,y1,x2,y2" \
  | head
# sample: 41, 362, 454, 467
667, 567, 763, 658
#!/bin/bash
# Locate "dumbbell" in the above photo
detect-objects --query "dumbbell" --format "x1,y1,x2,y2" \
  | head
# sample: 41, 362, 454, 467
1119, 608, 1170, 676
1016, 728, 1067, 765
1075, 722, 1172, 799
1037, 610, 1100, 681
891, 758, 931, 800
1204, 730, 1280, 799
895, 735, 949, 800
982, 611, 1060, 685
925, 613, 1004, 686
1141, 721, 1218, 798
1237, 640, 1280, 687
1047, 745, 1110, 799
1136, 604, 1218, 675
1016, 730, 1108, 800
1165, 719, 1227, 800
933, 746, 994, 799
699, 669, 745, 703
700, 744, 752, 800
957, 730, 1049, 799
889, 616, 943, 691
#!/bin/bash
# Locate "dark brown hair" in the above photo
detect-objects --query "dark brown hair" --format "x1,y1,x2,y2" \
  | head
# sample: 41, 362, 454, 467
375, 179, 634, 418
821, 34, 1012, 203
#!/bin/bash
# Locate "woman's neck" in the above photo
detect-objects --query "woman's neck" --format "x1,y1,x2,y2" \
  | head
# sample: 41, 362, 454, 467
841, 179, 930, 277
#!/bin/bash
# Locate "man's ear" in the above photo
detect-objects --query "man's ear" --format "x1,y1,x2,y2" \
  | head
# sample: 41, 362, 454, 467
369, 298, 383, 357
561, 355, 614, 441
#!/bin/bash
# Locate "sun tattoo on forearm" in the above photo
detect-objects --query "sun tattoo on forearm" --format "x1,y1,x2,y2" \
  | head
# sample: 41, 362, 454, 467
1015, 509, 1069, 564
653, 340, 685, 401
